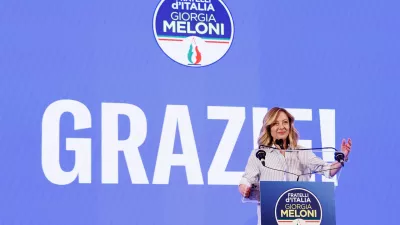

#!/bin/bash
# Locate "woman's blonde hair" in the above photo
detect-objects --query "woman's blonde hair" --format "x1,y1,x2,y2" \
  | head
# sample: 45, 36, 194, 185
257, 107, 299, 148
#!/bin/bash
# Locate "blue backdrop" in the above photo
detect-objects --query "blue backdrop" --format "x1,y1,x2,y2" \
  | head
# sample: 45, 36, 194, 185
0, 0, 398, 224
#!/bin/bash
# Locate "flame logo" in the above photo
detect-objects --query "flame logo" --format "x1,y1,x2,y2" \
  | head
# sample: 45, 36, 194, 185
187, 38, 202, 65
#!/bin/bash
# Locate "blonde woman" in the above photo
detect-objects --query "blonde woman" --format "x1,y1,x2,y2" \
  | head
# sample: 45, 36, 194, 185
238, 107, 352, 225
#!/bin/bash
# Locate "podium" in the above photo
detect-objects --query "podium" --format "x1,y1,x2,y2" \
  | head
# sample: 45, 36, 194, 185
260, 181, 336, 225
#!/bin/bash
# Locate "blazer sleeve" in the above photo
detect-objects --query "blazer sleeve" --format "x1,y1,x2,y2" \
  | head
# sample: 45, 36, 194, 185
239, 149, 261, 186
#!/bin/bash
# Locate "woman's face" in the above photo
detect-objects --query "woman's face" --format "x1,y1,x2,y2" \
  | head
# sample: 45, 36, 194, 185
270, 111, 290, 141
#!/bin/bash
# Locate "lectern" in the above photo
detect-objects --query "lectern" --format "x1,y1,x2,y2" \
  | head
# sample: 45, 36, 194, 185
260, 181, 336, 225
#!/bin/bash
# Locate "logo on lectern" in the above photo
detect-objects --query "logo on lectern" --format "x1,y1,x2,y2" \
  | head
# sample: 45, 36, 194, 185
275, 188, 322, 225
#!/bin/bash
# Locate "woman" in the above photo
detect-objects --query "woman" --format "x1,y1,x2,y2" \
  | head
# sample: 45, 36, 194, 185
238, 107, 352, 225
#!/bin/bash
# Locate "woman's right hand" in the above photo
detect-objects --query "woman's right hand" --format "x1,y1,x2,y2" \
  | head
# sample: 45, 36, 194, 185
239, 184, 251, 198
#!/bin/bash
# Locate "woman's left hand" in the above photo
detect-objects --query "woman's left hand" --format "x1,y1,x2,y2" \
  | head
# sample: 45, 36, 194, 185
341, 138, 352, 161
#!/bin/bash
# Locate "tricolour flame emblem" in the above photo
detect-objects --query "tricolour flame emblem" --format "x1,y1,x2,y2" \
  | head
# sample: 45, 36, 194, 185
187, 38, 202, 65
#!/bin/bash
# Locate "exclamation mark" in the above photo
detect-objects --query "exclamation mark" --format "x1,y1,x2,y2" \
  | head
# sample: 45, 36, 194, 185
319, 109, 338, 186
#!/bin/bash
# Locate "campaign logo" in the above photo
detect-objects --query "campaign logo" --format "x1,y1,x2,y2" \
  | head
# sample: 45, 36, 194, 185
153, 0, 234, 67
275, 188, 322, 225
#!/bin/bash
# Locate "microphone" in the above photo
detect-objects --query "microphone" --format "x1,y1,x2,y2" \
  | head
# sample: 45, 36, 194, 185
254, 146, 348, 181
275, 139, 284, 149
256, 150, 266, 166
255, 148, 300, 179
335, 151, 345, 167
